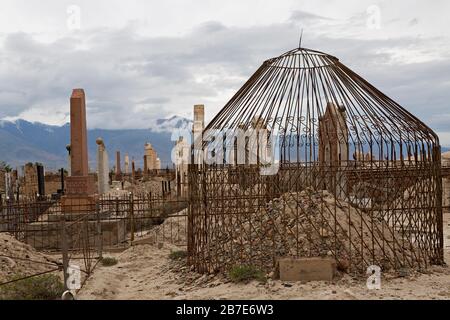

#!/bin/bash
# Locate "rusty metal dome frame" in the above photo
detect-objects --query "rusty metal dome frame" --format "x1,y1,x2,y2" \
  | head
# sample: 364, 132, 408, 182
188, 47, 444, 275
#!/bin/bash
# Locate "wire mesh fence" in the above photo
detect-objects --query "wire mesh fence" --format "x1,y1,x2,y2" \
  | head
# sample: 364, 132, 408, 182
0, 193, 188, 250
0, 192, 188, 293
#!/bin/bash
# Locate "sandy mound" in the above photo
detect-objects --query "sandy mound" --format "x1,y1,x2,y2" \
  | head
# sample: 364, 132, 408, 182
149, 210, 187, 245
0, 233, 60, 282
207, 188, 423, 273
127, 180, 164, 196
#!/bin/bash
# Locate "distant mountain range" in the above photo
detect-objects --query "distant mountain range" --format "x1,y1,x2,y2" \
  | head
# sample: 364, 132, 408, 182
0, 116, 192, 171
0, 117, 448, 172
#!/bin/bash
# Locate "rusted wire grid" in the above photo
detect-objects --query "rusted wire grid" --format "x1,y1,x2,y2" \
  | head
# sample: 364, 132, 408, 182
188, 47, 444, 274
1, 192, 188, 250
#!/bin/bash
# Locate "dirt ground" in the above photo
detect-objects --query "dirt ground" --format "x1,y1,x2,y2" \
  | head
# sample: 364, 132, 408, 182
0, 233, 60, 283
77, 213, 450, 300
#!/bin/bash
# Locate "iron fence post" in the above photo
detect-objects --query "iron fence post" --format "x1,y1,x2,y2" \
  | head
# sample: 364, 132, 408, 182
61, 217, 69, 291
96, 201, 103, 260
130, 192, 135, 243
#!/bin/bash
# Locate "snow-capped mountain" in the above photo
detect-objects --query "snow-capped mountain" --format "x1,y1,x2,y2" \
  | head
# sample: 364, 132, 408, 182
0, 116, 191, 170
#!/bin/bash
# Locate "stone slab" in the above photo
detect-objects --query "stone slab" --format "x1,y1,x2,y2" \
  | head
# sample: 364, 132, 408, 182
278, 257, 336, 282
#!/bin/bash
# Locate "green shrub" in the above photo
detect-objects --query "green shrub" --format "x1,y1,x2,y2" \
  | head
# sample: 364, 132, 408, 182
169, 250, 187, 261
228, 265, 266, 283
101, 257, 118, 266
0, 274, 64, 300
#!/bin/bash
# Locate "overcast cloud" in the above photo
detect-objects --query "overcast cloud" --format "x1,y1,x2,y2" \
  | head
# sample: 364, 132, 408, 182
0, 0, 450, 144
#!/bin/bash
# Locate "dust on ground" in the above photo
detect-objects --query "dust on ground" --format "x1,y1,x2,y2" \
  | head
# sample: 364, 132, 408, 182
77, 242, 450, 300
0, 233, 60, 283
77, 213, 450, 300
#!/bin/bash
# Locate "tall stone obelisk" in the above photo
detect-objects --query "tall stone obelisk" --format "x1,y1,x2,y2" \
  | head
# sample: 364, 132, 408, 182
62, 89, 96, 212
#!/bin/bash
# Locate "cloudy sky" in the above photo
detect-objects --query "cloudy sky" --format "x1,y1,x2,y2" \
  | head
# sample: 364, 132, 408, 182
1, 0, 450, 144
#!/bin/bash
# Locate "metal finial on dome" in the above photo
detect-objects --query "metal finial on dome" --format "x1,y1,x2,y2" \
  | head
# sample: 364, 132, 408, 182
298, 28, 304, 48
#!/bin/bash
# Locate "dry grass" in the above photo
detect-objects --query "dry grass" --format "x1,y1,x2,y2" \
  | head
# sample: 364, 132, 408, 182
0, 274, 64, 300
101, 257, 118, 267
228, 265, 266, 284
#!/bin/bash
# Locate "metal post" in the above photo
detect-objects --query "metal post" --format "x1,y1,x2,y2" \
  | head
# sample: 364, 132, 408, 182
16, 183, 20, 202
130, 193, 135, 243
60, 168, 65, 194
96, 202, 103, 260
149, 192, 153, 215
61, 218, 69, 291
83, 219, 91, 275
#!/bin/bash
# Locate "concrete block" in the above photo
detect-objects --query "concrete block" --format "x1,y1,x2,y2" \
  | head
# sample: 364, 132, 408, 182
278, 257, 336, 282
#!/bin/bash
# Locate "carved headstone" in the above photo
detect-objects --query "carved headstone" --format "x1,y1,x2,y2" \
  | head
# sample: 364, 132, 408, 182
318, 102, 349, 198
144, 143, 159, 171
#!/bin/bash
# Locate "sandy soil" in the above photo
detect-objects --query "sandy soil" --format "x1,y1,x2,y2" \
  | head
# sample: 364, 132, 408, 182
77, 211, 450, 300
0, 233, 60, 283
